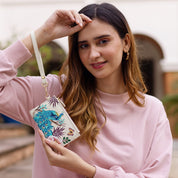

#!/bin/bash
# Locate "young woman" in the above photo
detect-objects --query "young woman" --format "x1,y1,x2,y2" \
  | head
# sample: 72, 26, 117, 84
0, 3, 172, 178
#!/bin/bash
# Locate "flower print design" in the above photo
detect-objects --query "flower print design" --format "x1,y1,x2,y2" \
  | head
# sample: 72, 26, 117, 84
48, 96, 59, 107
52, 127, 65, 137
63, 137, 71, 145
67, 128, 75, 136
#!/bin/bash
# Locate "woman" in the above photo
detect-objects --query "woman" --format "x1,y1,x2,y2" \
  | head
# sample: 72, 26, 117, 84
0, 3, 172, 178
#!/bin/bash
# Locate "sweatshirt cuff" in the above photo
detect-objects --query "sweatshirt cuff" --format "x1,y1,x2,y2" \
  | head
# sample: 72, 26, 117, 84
4, 40, 32, 69
93, 165, 115, 178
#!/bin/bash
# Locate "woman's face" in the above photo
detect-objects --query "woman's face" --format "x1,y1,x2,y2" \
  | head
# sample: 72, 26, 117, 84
78, 19, 129, 84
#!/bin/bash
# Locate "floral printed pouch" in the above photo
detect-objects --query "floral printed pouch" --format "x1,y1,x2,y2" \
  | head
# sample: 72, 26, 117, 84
29, 32, 80, 146
30, 96, 80, 146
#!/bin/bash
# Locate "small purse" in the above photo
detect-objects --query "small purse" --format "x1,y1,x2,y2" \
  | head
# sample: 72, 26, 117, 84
30, 31, 80, 146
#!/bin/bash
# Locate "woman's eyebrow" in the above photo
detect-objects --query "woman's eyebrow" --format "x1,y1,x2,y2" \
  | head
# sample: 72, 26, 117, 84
94, 34, 110, 40
78, 40, 87, 44
78, 34, 111, 44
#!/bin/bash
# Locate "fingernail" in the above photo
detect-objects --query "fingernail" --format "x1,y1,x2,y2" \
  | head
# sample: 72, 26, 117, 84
38, 129, 42, 135
46, 139, 52, 144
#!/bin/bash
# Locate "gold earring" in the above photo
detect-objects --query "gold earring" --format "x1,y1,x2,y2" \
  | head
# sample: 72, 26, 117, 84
126, 51, 129, 60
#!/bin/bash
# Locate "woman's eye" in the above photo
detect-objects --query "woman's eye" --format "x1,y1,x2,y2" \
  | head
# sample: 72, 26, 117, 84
79, 44, 88, 49
98, 39, 109, 45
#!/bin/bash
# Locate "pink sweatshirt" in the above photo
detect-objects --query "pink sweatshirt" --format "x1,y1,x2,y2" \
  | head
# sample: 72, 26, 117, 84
0, 41, 173, 178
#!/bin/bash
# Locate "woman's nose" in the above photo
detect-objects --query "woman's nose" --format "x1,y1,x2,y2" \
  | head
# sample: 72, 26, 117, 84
89, 46, 100, 61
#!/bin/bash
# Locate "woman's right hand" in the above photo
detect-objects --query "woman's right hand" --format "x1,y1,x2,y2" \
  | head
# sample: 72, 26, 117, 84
38, 10, 92, 44
22, 10, 92, 53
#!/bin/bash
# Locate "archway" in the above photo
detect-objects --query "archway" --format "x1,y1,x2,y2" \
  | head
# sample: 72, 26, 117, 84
134, 34, 164, 98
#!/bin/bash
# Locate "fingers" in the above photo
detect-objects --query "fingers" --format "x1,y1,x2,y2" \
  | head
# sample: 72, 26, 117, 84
71, 11, 92, 27
38, 130, 53, 150
69, 11, 92, 34
58, 10, 75, 23
38, 129, 61, 152
56, 10, 82, 26
80, 13, 92, 23
53, 137, 62, 144
38, 129, 46, 143
70, 10, 83, 27
45, 139, 64, 154
57, 9, 92, 27
38, 129, 53, 154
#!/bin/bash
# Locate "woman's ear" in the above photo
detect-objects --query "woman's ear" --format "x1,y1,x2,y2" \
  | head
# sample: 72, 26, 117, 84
123, 33, 131, 52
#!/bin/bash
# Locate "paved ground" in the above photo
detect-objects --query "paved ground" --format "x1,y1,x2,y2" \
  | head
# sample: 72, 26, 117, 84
0, 139, 177, 178
0, 156, 32, 178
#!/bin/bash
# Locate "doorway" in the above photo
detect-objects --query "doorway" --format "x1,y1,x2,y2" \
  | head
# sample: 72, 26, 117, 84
134, 34, 164, 98
139, 59, 154, 95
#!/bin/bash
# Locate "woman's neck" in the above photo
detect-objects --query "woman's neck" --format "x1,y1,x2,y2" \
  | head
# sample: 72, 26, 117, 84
96, 75, 126, 95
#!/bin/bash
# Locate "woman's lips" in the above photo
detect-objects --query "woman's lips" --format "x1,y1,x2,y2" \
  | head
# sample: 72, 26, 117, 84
91, 61, 107, 69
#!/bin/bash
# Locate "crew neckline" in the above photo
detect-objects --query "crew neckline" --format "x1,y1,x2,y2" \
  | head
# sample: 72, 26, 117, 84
96, 89, 130, 104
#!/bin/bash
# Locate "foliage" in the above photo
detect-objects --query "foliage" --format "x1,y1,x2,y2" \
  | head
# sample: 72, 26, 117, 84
18, 42, 66, 76
162, 95, 178, 115
0, 34, 66, 77
63, 137, 71, 145
162, 94, 178, 137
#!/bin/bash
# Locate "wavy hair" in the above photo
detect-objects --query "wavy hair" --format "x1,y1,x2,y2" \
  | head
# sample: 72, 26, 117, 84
59, 3, 147, 151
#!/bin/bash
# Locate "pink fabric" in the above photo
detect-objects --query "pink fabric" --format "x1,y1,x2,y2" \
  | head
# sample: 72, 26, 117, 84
0, 41, 173, 178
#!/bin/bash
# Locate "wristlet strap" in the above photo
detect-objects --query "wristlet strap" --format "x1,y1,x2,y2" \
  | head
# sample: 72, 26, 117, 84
30, 31, 49, 97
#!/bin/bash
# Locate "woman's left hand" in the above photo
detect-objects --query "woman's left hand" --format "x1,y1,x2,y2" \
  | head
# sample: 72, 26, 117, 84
38, 130, 96, 177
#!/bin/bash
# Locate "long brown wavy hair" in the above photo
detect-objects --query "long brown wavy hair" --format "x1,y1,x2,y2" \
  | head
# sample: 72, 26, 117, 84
59, 3, 147, 151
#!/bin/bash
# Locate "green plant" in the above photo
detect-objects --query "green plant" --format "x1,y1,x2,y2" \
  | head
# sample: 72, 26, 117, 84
17, 41, 66, 76
1, 35, 66, 76
162, 94, 178, 137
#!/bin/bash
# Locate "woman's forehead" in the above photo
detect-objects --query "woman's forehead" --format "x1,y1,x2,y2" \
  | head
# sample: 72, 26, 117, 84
78, 19, 117, 41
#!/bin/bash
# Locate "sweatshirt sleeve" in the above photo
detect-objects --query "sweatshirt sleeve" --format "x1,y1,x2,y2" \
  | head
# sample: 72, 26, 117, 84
0, 41, 35, 126
0, 41, 32, 86
0, 40, 63, 128
94, 104, 173, 178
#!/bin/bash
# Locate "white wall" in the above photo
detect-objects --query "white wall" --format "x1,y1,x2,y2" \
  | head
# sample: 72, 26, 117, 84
0, 0, 177, 71
0, 0, 86, 51
111, 0, 178, 72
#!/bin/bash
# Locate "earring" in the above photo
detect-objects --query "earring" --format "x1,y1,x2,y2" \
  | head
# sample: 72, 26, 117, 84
126, 51, 129, 60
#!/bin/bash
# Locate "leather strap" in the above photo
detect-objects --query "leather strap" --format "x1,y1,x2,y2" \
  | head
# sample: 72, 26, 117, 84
30, 31, 49, 97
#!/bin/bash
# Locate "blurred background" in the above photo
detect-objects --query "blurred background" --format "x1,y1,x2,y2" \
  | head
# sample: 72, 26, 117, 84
0, 0, 177, 177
